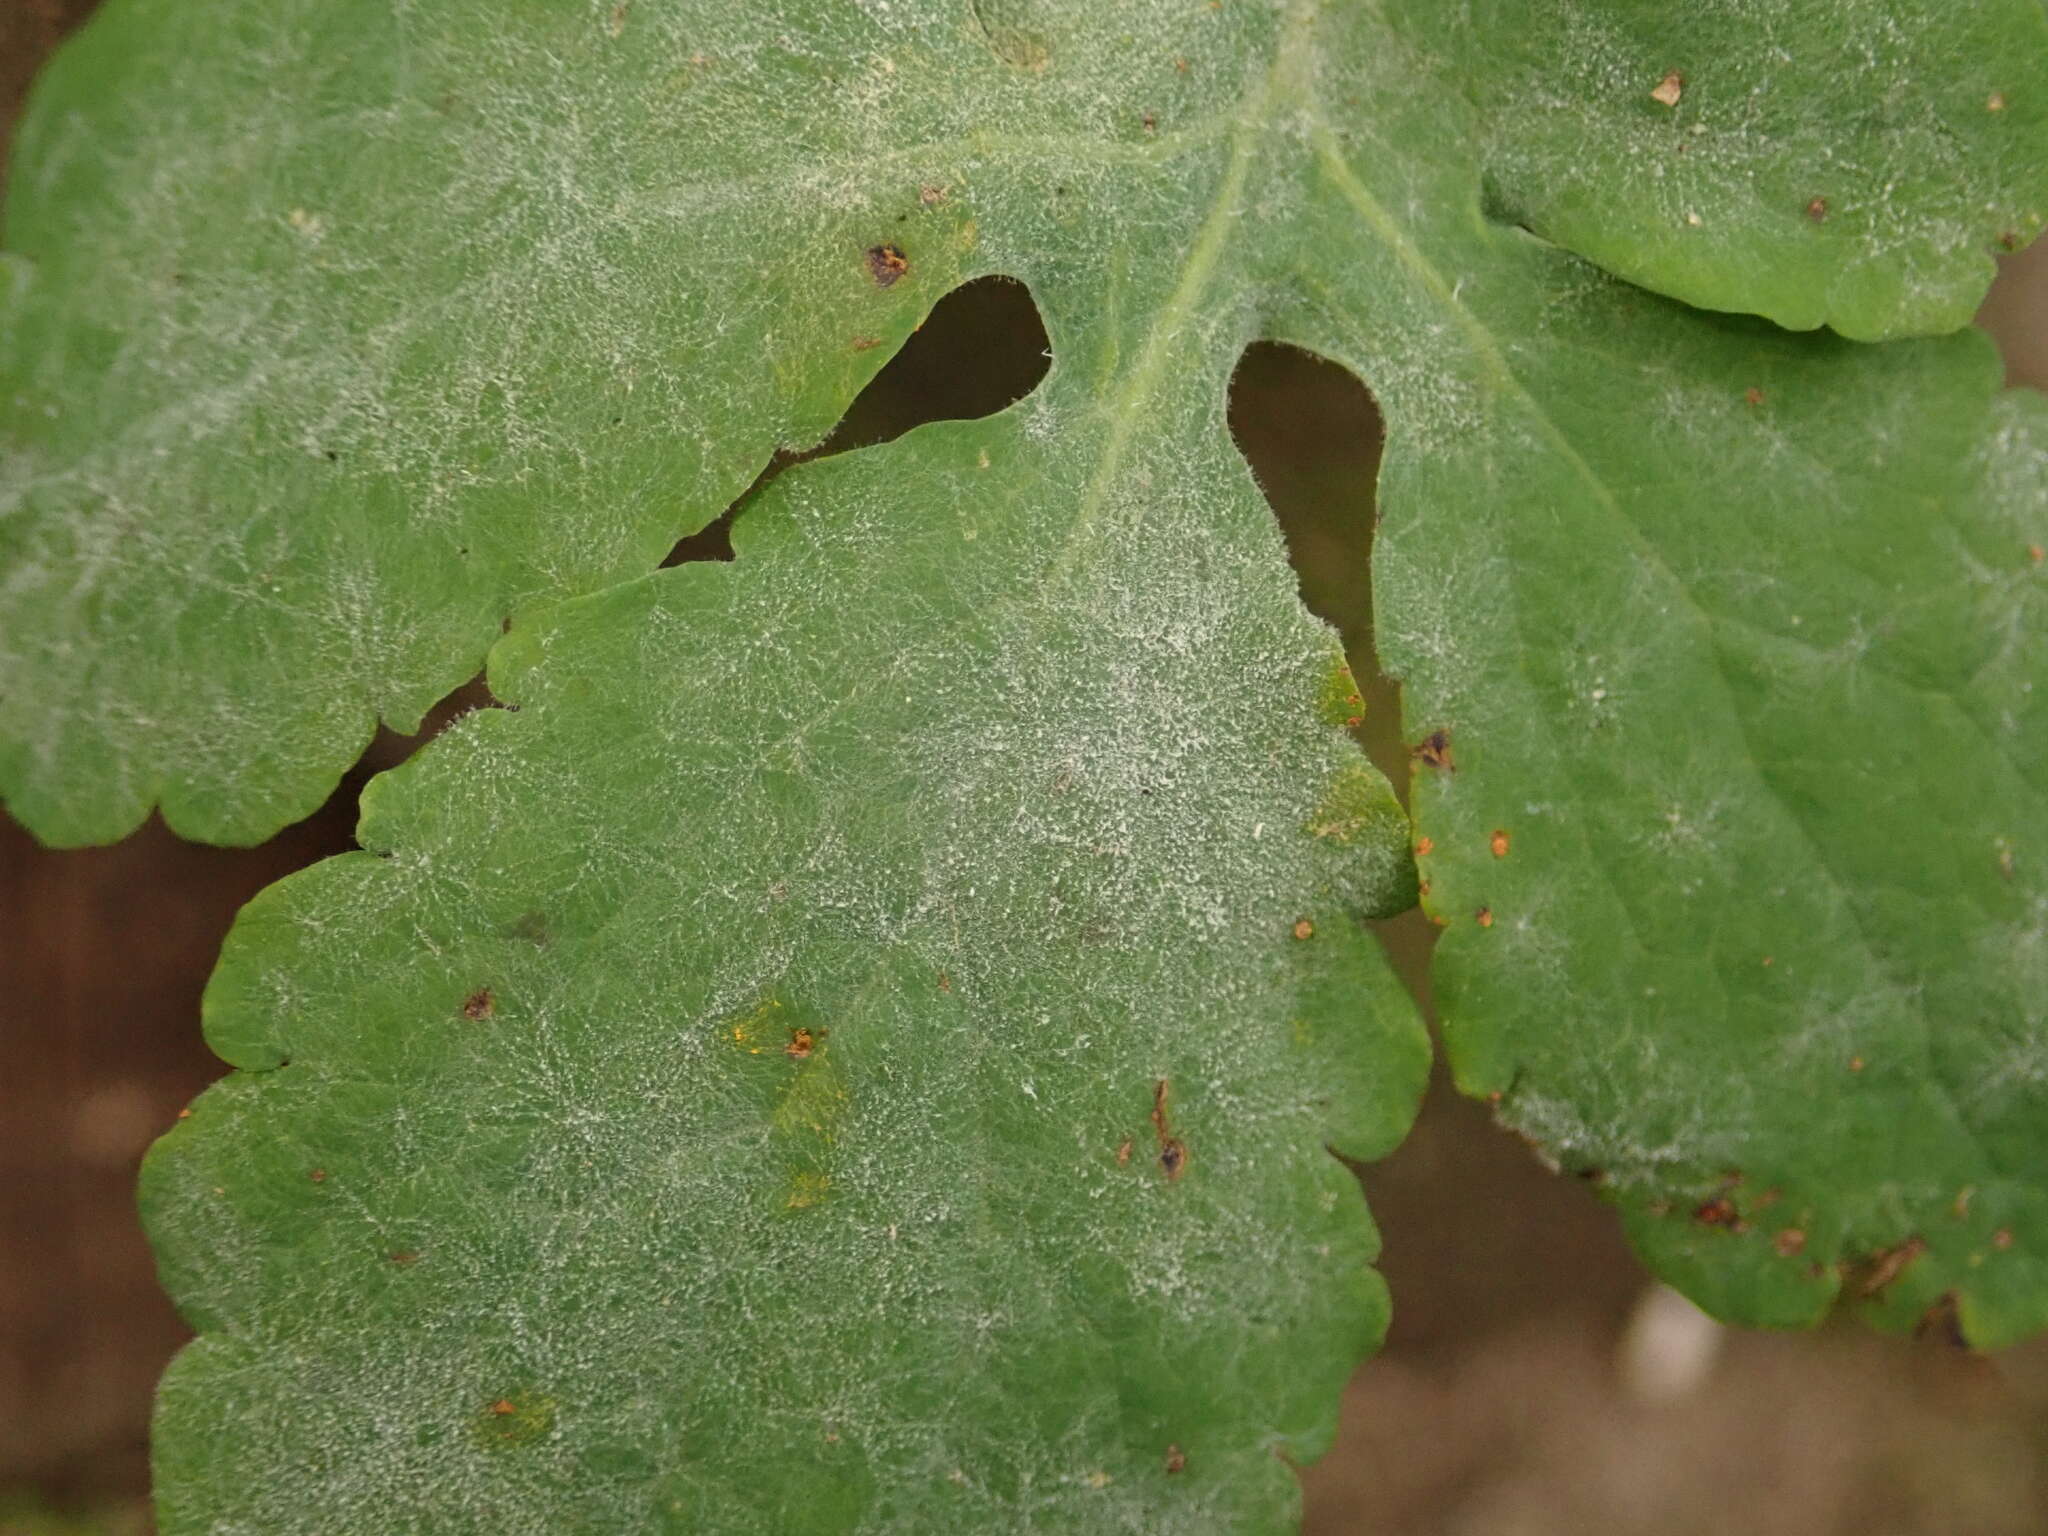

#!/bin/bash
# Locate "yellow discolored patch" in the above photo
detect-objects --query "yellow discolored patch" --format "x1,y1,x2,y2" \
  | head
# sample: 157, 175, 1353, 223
473, 1390, 556, 1450
1316, 656, 1366, 729
785, 1170, 832, 1210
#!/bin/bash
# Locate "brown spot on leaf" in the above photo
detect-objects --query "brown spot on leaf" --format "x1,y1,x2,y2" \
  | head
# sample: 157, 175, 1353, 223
1415, 836, 1434, 857
1774, 1228, 1806, 1257
2029, 544, 2045, 564
1141, 111, 1157, 132
1650, 70, 1684, 107
1489, 829, 1510, 858
1805, 197, 1829, 223
309, 1168, 328, 1184
786, 1026, 825, 1060
461, 988, 495, 1021
865, 244, 909, 287
1116, 1138, 1132, 1166
1164, 1443, 1187, 1474
1694, 1197, 1740, 1227
1411, 729, 1455, 771
1292, 918, 1315, 940
607, 1, 629, 36
389, 1250, 419, 1266
1849, 1055, 1865, 1073
1989, 91, 2008, 112
1745, 386, 1765, 406
937, 971, 952, 993
1855, 1236, 1927, 1297
919, 183, 949, 206
850, 335, 883, 351
1993, 1228, 2015, 1250
1475, 907, 1494, 928
1151, 1079, 1188, 1181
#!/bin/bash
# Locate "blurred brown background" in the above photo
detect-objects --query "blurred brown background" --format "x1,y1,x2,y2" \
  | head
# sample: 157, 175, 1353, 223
5, 3, 2048, 1530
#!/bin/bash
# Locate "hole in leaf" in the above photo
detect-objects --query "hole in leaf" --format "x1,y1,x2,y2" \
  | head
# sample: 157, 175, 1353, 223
664, 274, 1050, 565
1225, 341, 1436, 991
1226, 342, 1407, 803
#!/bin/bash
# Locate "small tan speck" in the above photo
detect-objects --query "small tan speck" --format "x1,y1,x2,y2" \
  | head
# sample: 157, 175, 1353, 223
1650, 70, 1684, 107
1685, 210, 1703, 227
1292, 918, 1315, 941
1989, 91, 2008, 112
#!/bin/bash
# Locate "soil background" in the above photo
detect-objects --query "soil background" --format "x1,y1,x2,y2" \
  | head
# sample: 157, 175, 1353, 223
5, 4, 2048, 1531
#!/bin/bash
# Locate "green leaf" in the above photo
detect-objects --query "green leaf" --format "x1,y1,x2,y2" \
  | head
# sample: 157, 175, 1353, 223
1278, 250, 2048, 1346
8, 0, 2046, 842
3, 0, 2042, 1523
1460, 0, 2048, 339
144, 401, 1427, 1529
